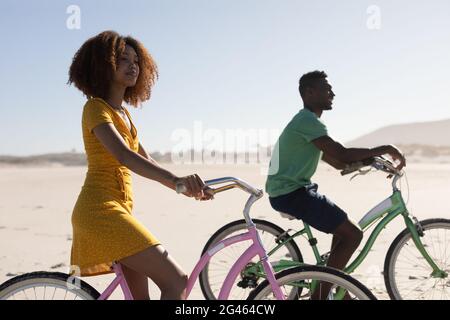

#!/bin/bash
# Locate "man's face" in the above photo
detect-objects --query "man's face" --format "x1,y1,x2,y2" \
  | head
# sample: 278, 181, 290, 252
310, 78, 335, 110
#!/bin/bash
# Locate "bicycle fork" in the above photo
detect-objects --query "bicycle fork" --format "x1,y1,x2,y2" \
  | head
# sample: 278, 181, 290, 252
403, 213, 448, 279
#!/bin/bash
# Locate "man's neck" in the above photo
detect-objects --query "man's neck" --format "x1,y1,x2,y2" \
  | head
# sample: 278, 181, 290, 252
304, 105, 323, 118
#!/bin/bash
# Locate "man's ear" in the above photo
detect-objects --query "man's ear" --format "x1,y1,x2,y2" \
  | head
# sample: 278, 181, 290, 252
305, 86, 314, 98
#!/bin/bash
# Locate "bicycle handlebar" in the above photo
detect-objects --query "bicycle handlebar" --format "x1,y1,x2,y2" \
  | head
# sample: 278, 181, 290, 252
340, 156, 401, 177
176, 177, 263, 197
206, 177, 263, 196
175, 158, 401, 196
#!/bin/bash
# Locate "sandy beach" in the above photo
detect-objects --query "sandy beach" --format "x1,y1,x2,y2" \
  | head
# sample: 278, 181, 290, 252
1, 162, 449, 299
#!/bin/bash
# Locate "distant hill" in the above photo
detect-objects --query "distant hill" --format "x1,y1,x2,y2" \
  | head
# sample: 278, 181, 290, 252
347, 118, 450, 147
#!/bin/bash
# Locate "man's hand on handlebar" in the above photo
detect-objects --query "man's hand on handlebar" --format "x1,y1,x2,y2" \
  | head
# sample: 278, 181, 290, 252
384, 145, 406, 171
341, 154, 405, 177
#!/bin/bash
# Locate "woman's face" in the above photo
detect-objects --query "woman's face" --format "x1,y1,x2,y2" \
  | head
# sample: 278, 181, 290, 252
114, 44, 140, 87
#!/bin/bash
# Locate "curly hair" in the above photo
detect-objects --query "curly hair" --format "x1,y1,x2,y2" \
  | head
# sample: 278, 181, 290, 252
68, 30, 158, 107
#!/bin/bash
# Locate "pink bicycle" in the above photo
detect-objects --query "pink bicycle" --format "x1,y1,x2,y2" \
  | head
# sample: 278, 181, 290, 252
0, 177, 374, 300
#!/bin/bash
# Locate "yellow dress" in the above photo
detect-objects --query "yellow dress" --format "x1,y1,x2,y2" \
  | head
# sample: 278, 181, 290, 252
70, 97, 160, 277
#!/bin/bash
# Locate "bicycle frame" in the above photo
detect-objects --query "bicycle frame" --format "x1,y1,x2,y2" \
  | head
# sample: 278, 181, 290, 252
247, 174, 445, 280
96, 177, 285, 300
345, 189, 441, 275
186, 224, 283, 299
98, 263, 134, 300
97, 225, 284, 300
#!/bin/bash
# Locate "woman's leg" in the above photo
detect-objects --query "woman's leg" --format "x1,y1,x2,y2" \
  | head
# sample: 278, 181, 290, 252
121, 263, 150, 300
118, 244, 188, 300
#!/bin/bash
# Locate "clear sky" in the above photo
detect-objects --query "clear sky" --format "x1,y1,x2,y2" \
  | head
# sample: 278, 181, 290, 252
1, 0, 450, 156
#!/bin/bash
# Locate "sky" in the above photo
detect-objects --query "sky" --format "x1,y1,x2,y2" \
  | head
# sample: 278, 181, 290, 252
1, 0, 450, 156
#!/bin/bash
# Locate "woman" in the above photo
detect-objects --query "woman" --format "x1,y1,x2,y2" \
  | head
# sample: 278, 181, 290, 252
68, 30, 212, 300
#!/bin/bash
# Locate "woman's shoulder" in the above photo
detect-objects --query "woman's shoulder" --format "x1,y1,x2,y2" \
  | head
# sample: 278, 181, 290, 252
83, 97, 110, 110
83, 98, 114, 116
82, 97, 115, 129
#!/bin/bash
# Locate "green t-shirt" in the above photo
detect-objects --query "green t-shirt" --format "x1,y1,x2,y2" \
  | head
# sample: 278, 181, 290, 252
265, 108, 328, 197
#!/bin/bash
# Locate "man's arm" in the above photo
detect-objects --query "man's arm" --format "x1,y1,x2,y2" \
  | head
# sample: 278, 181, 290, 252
321, 153, 347, 170
313, 136, 406, 170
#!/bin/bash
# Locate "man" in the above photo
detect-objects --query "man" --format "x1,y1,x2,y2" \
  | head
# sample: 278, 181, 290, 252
265, 70, 405, 299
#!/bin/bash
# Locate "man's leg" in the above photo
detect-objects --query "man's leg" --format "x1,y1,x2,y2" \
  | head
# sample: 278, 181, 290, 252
327, 219, 363, 270
312, 219, 363, 299
269, 185, 363, 299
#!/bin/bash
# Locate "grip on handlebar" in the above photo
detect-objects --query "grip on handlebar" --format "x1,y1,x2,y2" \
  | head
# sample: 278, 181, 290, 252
176, 183, 187, 194
340, 156, 400, 177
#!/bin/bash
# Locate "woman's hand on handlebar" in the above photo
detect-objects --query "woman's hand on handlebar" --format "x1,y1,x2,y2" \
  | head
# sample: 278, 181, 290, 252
200, 187, 215, 201
175, 174, 214, 201
175, 174, 204, 199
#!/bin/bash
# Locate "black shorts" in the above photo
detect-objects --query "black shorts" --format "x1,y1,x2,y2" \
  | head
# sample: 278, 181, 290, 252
269, 183, 348, 234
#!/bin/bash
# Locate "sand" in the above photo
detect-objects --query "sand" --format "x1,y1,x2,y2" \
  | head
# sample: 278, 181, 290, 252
1, 162, 449, 299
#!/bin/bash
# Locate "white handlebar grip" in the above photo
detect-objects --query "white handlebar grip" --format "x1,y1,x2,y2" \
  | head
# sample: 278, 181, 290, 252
176, 183, 187, 194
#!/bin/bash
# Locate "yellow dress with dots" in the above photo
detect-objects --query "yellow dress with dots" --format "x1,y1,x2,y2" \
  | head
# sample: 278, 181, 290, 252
70, 97, 160, 277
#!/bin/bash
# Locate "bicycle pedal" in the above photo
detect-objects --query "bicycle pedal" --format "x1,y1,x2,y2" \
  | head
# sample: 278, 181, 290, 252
237, 279, 257, 289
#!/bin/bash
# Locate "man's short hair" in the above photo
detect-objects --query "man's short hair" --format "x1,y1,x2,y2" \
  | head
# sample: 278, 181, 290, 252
298, 70, 328, 98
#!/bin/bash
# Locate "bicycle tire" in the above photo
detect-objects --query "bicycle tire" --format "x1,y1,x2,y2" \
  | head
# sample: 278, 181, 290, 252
247, 265, 377, 300
384, 218, 450, 300
0, 271, 100, 300
199, 219, 303, 300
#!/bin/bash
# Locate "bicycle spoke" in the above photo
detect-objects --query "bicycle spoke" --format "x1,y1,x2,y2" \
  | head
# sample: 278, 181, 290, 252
402, 251, 430, 270
389, 222, 450, 300
444, 230, 448, 267
437, 229, 444, 267
428, 230, 439, 265
401, 277, 431, 298
206, 269, 230, 277
23, 289, 29, 300
402, 242, 431, 269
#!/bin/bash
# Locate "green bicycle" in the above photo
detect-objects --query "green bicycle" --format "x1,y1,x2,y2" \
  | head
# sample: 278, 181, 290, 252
199, 156, 450, 300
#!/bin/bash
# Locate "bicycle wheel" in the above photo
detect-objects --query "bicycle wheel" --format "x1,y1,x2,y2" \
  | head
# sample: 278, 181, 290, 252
199, 219, 303, 300
384, 218, 450, 300
247, 265, 377, 300
0, 271, 100, 300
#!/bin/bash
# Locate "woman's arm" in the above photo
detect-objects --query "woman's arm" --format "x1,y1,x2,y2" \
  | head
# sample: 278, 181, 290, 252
92, 123, 204, 197
138, 142, 162, 168
137, 142, 149, 159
